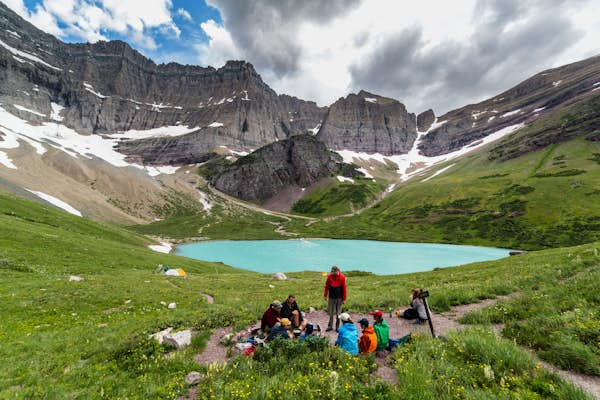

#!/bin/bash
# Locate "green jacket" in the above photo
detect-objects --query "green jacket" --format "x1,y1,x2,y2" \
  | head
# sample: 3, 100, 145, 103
374, 319, 389, 351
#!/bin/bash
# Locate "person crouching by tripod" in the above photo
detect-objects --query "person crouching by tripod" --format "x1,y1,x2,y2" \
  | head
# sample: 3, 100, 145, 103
398, 288, 428, 323
324, 266, 347, 332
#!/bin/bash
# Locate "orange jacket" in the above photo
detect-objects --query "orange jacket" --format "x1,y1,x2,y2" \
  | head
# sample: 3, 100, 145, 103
358, 326, 377, 354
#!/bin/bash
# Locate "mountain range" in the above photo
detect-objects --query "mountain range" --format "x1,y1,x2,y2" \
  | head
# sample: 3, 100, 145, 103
0, 1, 599, 242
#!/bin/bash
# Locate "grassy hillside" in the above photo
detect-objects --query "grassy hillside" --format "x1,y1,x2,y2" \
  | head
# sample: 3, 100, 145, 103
1, 191, 599, 398
286, 135, 600, 250
291, 178, 387, 216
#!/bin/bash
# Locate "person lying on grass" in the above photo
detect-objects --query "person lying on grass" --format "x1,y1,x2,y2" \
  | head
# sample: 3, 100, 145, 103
281, 294, 307, 331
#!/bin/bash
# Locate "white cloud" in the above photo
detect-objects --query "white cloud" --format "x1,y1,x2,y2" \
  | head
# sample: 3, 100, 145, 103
195, 19, 241, 67
204, 0, 600, 113
9, 0, 181, 50
176, 8, 192, 21
2, 0, 29, 18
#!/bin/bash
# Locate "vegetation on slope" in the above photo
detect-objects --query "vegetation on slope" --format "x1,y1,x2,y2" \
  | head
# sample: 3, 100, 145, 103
285, 137, 600, 250
292, 178, 387, 216
1, 191, 599, 398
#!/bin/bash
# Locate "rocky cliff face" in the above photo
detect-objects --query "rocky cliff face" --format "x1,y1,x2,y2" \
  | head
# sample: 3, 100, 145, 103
0, 3, 412, 164
418, 56, 600, 157
417, 109, 435, 132
316, 91, 417, 155
211, 135, 343, 202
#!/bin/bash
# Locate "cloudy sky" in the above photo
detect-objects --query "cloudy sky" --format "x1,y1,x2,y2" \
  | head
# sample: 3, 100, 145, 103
5, 0, 600, 114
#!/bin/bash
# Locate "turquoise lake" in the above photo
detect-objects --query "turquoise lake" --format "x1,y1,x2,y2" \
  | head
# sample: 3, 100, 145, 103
174, 239, 512, 275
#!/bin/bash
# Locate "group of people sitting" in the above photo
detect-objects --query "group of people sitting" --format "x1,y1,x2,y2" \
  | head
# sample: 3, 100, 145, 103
260, 287, 429, 355
260, 294, 315, 342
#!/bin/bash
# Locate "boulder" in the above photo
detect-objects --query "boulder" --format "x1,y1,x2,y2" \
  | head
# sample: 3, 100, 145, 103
272, 272, 287, 280
168, 302, 176, 309
149, 327, 173, 344
163, 330, 192, 349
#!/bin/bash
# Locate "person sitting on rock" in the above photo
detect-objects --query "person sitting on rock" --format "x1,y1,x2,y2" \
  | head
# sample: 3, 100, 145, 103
261, 300, 282, 332
398, 288, 428, 323
357, 318, 377, 354
370, 310, 390, 352
267, 318, 294, 342
335, 313, 358, 354
280, 294, 307, 332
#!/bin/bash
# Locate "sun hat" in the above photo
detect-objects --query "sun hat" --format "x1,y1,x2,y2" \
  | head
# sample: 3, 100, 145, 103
358, 318, 369, 326
369, 310, 383, 318
338, 312, 351, 322
280, 318, 291, 326
271, 300, 282, 307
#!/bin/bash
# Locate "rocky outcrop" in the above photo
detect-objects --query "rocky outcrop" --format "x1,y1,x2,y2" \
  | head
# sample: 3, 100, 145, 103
317, 91, 417, 155
211, 135, 343, 202
417, 109, 435, 132
418, 56, 600, 157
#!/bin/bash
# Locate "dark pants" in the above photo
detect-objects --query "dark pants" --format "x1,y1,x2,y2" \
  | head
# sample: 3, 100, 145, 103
327, 297, 343, 329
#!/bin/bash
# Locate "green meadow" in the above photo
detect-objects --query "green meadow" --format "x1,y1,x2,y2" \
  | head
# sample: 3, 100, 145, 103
1, 191, 598, 399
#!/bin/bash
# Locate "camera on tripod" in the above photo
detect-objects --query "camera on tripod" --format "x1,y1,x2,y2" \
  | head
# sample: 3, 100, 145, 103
417, 290, 429, 298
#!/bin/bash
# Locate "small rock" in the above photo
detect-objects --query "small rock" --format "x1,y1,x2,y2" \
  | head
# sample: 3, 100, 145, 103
308, 307, 316, 313
160, 301, 167, 306
168, 302, 176, 309
268, 284, 275, 288
272, 272, 287, 280
97, 323, 108, 328
69, 275, 83, 282
185, 371, 202, 386
163, 330, 192, 349
125, 300, 131, 304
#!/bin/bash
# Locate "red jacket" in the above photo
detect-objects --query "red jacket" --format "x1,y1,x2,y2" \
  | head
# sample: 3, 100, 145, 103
324, 271, 347, 301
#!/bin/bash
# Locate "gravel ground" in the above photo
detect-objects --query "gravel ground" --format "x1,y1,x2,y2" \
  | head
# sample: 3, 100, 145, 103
185, 296, 600, 399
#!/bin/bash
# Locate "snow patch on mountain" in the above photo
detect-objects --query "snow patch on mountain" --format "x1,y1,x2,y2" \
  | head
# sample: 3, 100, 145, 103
0, 38, 61, 71
83, 82, 107, 99
0, 151, 17, 169
25, 189, 82, 216
337, 119, 523, 182
109, 125, 200, 140
13, 104, 45, 117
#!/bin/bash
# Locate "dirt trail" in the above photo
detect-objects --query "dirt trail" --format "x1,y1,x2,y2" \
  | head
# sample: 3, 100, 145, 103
190, 296, 600, 399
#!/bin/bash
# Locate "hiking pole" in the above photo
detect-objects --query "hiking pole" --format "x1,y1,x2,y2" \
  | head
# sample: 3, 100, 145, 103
419, 291, 436, 338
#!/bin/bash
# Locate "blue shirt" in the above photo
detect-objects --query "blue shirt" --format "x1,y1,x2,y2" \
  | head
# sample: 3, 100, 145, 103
335, 322, 359, 354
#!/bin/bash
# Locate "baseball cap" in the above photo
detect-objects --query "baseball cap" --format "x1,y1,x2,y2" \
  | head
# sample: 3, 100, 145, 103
369, 310, 383, 318
338, 312, 351, 322
358, 318, 369, 326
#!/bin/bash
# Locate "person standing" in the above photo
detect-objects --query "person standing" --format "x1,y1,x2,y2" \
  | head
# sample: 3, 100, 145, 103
357, 318, 377, 354
335, 313, 358, 354
324, 266, 347, 332
370, 310, 390, 351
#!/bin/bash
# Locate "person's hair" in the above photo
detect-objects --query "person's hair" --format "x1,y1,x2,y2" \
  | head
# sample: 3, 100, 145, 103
411, 288, 423, 299
287, 294, 295, 299
331, 266, 339, 273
